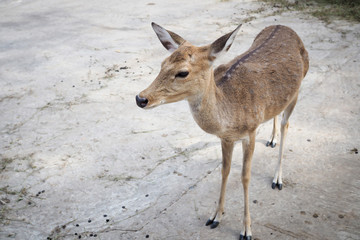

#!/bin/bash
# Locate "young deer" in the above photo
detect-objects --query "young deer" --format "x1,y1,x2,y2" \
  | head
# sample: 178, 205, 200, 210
136, 22, 309, 240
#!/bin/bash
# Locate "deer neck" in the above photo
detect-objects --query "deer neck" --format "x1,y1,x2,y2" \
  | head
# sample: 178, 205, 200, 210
187, 68, 224, 135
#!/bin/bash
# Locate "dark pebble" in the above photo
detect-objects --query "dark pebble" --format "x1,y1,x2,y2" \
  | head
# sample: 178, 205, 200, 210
73, 85, 75, 88
78, 236, 81, 239
338, 214, 344, 219
88, 219, 92, 223
145, 194, 149, 197
38, 191, 42, 195
76, 224, 79, 227
253, 200, 258, 204
313, 213, 318, 218
106, 219, 110, 223
103, 214, 107, 217
94, 234, 97, 237
307, 139, 311, 142
75, 233, 78, 235
28, 201, 32, 205
122, 206, 126, 209
90, 234, 93, 237
146, 235, 149, 238
42, 190, 45, 193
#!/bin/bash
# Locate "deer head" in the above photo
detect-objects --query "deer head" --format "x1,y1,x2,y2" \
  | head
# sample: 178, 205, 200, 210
136, 22, 241, 109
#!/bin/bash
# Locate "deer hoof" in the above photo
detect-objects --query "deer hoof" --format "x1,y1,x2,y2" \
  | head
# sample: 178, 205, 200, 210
239, 233, 252, 240
205, 219, 213, 226
266, 141, 276, 148
272, 182, 283, 190
210, 221, 219, 229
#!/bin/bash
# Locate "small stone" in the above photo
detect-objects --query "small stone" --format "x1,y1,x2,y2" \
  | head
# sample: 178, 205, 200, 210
338, 214, 344, 219
145, 194, 149, 197
307, 139, 311, 142
253, 200, 258, 204
313, 213, 318, 218
103, 214, 107, 217
88, 219, 92, 223
76, 224, 79, 227
300, 211, 306, 215
90, 234, 93, 237
145, 235, 149, 238
106, 219, 110, 223
122, 206, 126, 209
78, 236, 82, 239
94, 234, 97, 237
42, 190, 45, 193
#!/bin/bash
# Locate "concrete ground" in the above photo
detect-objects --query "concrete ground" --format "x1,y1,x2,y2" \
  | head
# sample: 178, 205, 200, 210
0, 0, 359, 239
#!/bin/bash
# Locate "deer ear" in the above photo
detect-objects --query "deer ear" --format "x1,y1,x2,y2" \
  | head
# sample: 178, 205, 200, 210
152, 22, 186, 53
209, 24, 242, 60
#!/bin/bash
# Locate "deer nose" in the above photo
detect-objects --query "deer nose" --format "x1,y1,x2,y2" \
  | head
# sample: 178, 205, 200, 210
136, 95, 148, 108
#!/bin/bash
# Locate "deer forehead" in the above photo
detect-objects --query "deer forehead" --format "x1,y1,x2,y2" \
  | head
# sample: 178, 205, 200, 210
161, 45, 209, 71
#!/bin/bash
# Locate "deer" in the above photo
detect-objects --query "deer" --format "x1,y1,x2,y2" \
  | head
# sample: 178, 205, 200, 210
136, 22, 309, 240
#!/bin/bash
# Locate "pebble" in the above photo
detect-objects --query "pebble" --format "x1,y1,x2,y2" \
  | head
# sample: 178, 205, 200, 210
146, 235, 149, 238
145, 194, 149, 197
88, 219, 92, 223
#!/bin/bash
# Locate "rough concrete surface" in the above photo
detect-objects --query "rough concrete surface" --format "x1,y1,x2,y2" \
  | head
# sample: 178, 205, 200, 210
0, 0, 359, 239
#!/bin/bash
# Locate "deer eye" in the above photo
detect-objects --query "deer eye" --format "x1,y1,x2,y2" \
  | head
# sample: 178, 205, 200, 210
175, 71, 189, 78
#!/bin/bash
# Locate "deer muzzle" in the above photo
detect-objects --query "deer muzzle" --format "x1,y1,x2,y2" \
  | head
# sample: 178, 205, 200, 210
135, 95, 149, 108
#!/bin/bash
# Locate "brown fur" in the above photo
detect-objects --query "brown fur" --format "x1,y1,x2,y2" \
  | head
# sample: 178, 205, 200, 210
138, 24, 309, 238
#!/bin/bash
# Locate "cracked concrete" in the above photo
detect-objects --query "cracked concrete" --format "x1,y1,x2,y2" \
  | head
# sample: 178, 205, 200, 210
1, 0, 360, 239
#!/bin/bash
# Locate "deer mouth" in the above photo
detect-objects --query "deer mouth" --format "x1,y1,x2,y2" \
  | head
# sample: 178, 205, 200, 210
136, 95, 165, 109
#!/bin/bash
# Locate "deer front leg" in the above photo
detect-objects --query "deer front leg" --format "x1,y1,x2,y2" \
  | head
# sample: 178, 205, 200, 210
240, 132, 255, 240
206, 139, 234, 229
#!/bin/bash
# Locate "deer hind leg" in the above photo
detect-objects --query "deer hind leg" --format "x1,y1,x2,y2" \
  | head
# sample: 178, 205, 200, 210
272, 96, 298, 190
206, 139, 234, 229
239, 131, 256, 240
266, 115, 279, 148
